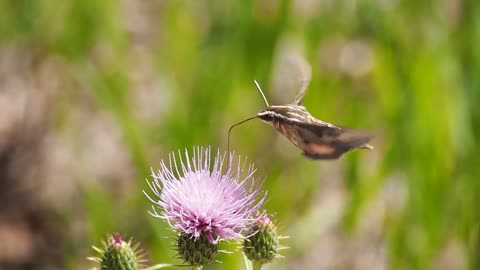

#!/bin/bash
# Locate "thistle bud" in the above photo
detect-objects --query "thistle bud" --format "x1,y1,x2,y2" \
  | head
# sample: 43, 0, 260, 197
89, 234, 144, 270
177, 233, 218, 267
243, 215, 280, 266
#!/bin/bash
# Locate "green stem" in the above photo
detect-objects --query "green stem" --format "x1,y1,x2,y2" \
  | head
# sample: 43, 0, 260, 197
252, 261, 263, 270
144, 264, 191, 269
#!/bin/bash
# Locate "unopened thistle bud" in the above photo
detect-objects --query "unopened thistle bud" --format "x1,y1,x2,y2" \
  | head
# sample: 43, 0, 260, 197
177, 233, 218, 267
243, 215, 280, 267
89, 234, 144, 270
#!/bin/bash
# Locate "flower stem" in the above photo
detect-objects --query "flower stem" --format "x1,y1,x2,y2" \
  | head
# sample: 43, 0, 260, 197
252, 261, 263, 270
144, 264, 189, 270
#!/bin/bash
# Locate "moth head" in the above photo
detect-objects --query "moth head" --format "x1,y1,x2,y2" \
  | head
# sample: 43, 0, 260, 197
257, 110, 275, 123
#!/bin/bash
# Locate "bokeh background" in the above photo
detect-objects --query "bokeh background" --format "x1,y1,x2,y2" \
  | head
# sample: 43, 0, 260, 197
0, 0, 479, 269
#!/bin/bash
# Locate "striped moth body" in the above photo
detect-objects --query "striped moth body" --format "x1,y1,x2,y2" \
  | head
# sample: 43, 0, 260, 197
256, 103, 373, 160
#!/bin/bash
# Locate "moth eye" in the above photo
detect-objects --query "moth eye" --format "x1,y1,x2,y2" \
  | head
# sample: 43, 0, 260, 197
257, 112, 274, 121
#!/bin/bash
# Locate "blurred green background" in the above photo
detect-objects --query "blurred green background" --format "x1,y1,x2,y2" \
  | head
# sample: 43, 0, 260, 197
0, 0, 479, 269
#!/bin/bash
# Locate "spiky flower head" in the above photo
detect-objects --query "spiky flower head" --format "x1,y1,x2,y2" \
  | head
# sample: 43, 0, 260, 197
243, 214, 280, 266
88, 234, 144, 270
177, 233, 218, 266
145, 147, 266, 245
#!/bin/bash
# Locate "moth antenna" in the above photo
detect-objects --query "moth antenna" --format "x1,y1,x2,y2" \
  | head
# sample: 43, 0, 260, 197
254, 80, 270, 107
227, 116, 259, 154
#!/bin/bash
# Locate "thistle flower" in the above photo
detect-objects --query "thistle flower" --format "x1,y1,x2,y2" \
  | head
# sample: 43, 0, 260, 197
144, 147, 266, 245
88, 234, 145, 270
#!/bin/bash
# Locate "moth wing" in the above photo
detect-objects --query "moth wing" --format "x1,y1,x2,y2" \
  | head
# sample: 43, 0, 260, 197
290, 57, 312, 105
296, 123, 373, 160
334, 128, 374, 150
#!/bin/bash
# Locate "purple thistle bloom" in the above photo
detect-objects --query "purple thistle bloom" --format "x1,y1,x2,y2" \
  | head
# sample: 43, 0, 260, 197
145, 147, 266, 244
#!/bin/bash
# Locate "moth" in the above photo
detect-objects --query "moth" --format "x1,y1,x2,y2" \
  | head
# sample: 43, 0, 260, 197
229, 61, 373, 160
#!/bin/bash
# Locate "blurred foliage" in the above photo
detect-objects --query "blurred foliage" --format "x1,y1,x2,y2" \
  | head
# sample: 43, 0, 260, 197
0, 0, 479, 269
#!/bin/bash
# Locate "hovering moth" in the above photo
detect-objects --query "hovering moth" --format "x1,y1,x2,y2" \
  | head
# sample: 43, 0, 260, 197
228, 61, 373, 160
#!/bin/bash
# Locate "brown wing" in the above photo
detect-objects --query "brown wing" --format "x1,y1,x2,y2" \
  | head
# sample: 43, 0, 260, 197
294, 123, 373, 160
